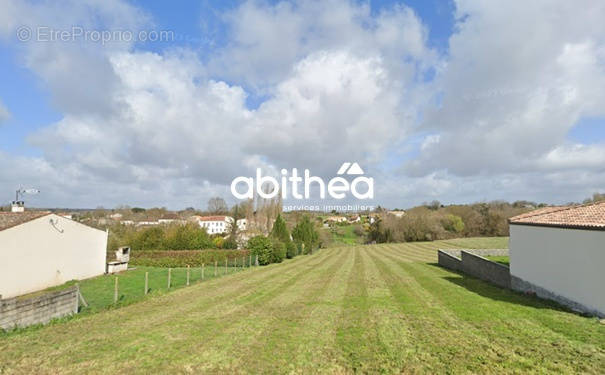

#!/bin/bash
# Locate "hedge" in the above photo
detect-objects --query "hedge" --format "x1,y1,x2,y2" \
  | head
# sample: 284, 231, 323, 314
130, 249, 251, 268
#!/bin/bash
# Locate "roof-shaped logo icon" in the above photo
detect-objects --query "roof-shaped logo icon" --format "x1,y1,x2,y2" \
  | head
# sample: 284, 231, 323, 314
337, 162, 364, 175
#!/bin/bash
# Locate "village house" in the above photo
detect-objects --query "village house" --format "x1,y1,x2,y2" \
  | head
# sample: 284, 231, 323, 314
509, 202, 605, 316
192, 215, 234, 235
324, 216, 347, 225
158, 213, 185, 225
0, 209, 108, 299
387, 210, 406, 218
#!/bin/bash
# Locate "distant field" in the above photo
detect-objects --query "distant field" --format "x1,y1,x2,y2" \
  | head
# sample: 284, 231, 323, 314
1, 237, 604, 373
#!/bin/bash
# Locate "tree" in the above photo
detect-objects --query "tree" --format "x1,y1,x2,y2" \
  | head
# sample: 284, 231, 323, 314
271, 239, 286, 263
247, 235, 273, 265
270, 214, 290, 243
271, 214, 296, 258
207, 197, 228, 214
442, 214, 465, 233
292, 215, 319, 254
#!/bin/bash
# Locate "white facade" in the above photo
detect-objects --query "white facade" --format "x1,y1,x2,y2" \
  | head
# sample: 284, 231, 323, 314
197, 216, 234, 235
0, 214, 108, 299
509, 224, 605, 316
236, 218, 247, 231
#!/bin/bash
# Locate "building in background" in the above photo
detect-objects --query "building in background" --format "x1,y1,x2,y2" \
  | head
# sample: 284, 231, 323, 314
192, 215, 234, 235
509, 202, 605, 316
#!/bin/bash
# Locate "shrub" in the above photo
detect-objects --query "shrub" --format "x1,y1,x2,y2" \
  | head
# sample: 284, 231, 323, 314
130, 249, 250, 268
271, 239, 286, 263
292, 215, 319, 254
285, 241, 297, 259
247, 235, 273, 265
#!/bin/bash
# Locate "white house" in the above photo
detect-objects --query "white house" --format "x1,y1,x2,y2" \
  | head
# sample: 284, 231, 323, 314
195, 215, 234, 235
387, 210, 406, 218
236, 218, 247, 231
0, 211, 108, 299
509, 202, 605, 316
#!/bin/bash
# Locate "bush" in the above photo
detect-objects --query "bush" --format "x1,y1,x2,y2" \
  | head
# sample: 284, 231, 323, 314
111, 223, 216, 251
292, 215, 319, 254
247, 235, 273, 265
271, 239, 286, 263
285, 241, 297, 259
130, 249, 250, 267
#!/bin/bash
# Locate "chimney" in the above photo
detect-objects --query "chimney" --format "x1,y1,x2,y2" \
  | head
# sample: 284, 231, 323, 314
11, 201, 25, 213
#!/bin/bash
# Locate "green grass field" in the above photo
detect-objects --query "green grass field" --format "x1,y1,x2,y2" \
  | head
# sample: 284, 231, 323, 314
78, 263, 246, 311
1, 237, 604, 373
326, 224, 365, 246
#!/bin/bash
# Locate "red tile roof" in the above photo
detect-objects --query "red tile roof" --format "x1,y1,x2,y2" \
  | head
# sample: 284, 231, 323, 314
196, 216, 229, 222
0, 211, 51, 231
509, 201, 605, 230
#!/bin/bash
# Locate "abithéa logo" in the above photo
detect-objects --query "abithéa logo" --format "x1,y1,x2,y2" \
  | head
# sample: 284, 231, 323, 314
231, 162, 374, 200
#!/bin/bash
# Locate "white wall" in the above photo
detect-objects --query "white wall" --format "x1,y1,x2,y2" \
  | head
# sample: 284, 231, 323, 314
0, 214, 107, 298
510, 224, 605, 315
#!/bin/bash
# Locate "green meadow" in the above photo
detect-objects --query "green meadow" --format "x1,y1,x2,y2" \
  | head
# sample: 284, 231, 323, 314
1, 238, 604, 374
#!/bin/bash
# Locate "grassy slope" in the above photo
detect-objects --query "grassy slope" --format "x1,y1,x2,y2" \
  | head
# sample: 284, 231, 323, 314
1, 238, 604, 374
78, 264, 245, 311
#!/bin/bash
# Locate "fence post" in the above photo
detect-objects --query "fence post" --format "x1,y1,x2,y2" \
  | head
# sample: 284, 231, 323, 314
144, 271, 149, 295
225, 258, 227, 275
242, 257, 244, 270
202, 264, 205, 280
255, 254, 259, 266
187, 265, 190, 286
168, 268, 172, 288
215, 261, 217, 277
77, 283, 88, 308
249, 254, 252, 268
114, 276, 119, 304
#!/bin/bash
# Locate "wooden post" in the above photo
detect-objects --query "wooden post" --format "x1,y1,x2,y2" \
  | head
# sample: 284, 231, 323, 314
77, 283, 88, 307
114, 277, 119, 304
168, 268, 172, 288
144, 272, 149, 295
202, 263, 205, 280
187, 265, 190, 286
214, 261, 217, 277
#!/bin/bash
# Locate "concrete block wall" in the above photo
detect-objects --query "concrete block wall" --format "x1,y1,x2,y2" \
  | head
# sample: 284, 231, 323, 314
461, 251, 511, 289
0, 285, 79, 330
438, 249, 510, 289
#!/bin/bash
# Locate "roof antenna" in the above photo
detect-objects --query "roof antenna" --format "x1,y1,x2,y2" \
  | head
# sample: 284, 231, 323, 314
11, 188, 39, 212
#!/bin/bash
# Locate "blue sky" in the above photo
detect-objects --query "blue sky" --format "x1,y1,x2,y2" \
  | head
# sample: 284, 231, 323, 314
0, 0, 604, 209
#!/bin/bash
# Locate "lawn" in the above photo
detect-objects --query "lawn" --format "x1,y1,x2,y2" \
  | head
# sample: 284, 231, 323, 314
1, 237, 604, 373
79, 262, 247, 311
326, 224, 365, 246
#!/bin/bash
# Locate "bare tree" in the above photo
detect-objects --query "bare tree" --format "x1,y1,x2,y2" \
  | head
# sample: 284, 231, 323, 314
207, 197, 228, 214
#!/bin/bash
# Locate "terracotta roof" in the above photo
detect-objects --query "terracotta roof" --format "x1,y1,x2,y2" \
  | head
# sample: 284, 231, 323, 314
197, 215, 229, 222
0, 211, 51, 231
509, 202, 605, 230
160, 213, 179, 220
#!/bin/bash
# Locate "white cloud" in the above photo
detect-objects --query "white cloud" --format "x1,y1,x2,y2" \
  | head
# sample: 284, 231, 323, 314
1, 0, 604, 209
406, 0, 605, 178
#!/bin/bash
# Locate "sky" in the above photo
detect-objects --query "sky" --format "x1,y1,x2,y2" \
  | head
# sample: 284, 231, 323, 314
0, 0, 604, 210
